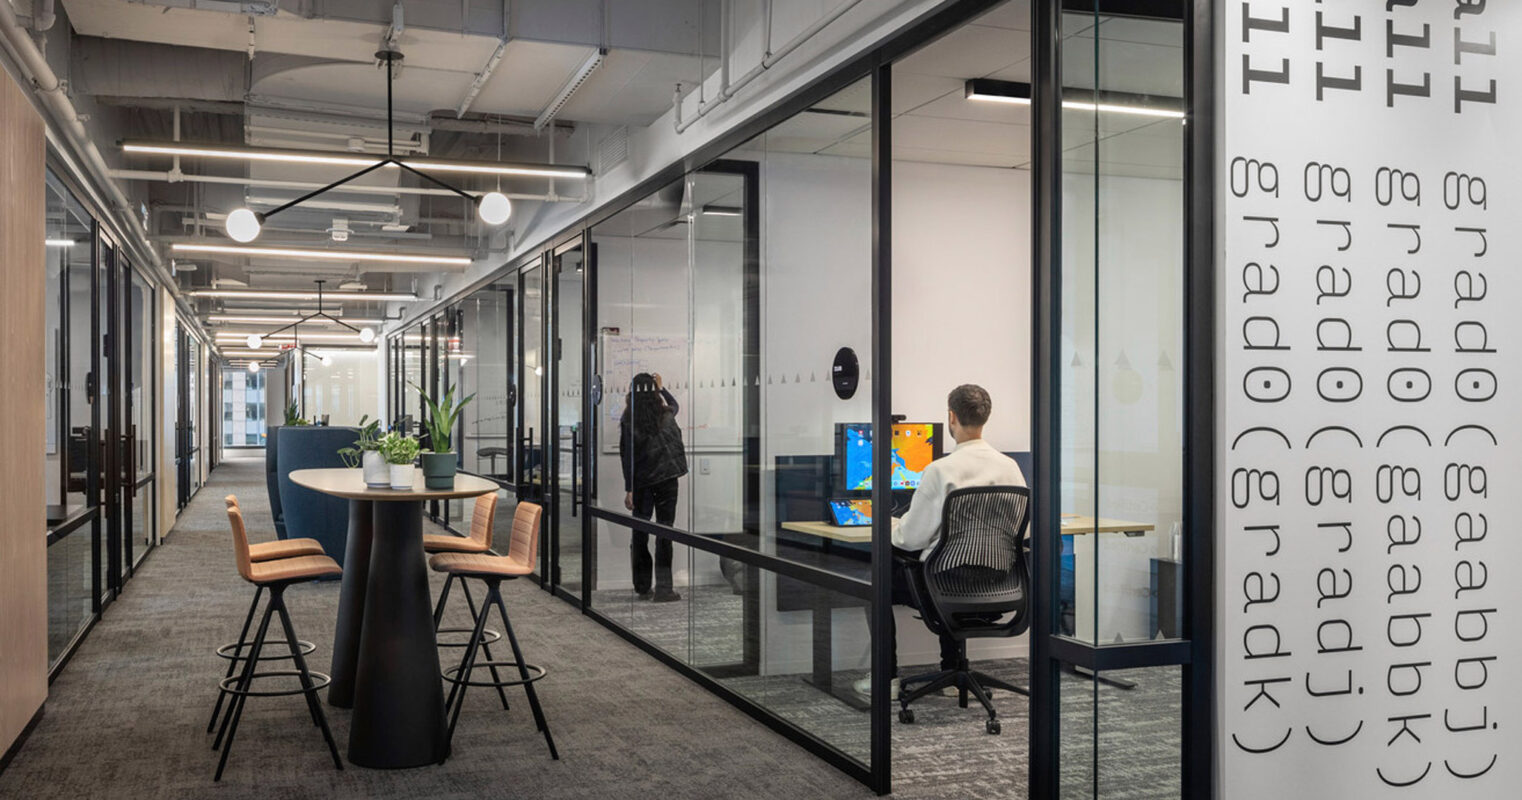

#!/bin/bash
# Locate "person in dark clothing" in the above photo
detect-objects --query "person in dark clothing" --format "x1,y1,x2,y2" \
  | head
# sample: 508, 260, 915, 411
619, 372, 688, 602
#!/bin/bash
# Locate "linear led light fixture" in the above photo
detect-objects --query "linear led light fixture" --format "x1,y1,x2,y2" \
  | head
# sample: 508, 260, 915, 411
208, 314, 385, 326
701, 205, 743, 217
965, 79, 1185, 119
46, 238, 77, 247
121, 141, 591, 180
172, 243, 471, 266
190, 288, 418, 302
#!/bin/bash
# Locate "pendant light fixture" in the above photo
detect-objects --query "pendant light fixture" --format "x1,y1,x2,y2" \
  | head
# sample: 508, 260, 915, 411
241, 279, 378, 348
222, 49, 513, 244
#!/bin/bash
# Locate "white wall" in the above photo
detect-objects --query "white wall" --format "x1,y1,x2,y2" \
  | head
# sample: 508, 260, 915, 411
303, 350, 381, 427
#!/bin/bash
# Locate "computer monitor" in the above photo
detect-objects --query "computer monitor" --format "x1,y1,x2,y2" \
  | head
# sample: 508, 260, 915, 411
836, 422, 942, 491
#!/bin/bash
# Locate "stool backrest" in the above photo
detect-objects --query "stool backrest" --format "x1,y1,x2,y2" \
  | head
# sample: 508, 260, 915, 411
508, 502, 542, 568
224, 501, 255, 582
469, 491, 500, 549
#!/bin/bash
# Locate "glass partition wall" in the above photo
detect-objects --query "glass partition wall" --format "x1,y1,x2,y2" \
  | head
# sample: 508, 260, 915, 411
379, 1, 1213, 792
584, 78, 877, 777
44, 165, 166, 678
1032, 1, 1201, 798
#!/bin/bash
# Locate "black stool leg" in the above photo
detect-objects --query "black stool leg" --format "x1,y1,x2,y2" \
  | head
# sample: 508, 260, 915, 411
491, 582, 558, 760
272, 586, 343, 771
444, 586, 493, 747
215, 599, 276, 780
431, 573, 455, 629
459, 578, 512, 711
208, 585, 263, 734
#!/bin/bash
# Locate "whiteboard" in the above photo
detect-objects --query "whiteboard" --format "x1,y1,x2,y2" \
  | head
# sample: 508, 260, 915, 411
596, 329, 743, 454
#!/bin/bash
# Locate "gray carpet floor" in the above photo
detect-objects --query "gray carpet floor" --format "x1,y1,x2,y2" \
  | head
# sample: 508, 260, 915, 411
7, 452, 1182, 799
0, 453, 871, 800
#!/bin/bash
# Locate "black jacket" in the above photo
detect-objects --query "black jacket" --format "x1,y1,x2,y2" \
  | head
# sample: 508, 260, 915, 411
619, 389, 688, 491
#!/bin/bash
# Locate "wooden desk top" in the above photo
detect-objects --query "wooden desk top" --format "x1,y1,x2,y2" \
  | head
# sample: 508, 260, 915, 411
290, 468, 500, 501
780, 514, 1155, 543
780, 520, 872, 544
1060, 515, 1154, 535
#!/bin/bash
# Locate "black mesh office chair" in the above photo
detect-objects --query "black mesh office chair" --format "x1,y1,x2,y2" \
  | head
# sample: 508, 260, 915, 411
897, 485, 1031, 734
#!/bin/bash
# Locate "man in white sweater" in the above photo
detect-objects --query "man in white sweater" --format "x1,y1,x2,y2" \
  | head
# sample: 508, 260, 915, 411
878, 384, 1026, 690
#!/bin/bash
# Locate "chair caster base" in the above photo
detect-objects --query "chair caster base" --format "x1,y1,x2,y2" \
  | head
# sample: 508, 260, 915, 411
899, 708, 915, 724
986, 718, 1001, 735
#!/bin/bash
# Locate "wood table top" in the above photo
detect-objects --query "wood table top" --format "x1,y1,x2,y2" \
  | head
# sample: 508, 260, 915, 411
1060, 515, 1155, 534
289, 468, 501, 501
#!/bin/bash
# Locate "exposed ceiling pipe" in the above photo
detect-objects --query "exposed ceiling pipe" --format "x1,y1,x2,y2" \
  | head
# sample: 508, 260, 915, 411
0, 1, 169, 284
32, 0, 55, 32
110, 168, 586, 203
456, 0, 509, 118
674, 0, 865, 134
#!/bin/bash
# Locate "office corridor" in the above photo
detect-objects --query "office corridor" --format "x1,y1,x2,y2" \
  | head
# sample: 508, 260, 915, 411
0, 453, 867, 799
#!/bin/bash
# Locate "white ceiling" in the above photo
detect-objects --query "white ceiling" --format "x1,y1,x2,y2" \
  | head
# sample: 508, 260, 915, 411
742, 0, 1185, 178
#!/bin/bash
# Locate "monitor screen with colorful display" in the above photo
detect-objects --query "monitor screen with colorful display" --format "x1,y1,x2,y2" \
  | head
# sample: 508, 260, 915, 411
837, 422, 941, 491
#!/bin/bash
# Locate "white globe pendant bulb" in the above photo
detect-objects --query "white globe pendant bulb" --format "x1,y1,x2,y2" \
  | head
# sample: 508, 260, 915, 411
226, 208, 262, 243
247, 361, 261, 374
358, 326, 376, 343
321, 355, 333, 367
246, 333, 263, 350
478, 192, 512, 225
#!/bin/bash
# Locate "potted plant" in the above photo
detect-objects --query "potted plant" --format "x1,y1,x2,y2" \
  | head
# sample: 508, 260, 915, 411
283, 404, 309, 427
378, 431, 421, 490
411, 381, 474, 490
337, 416, 387, 487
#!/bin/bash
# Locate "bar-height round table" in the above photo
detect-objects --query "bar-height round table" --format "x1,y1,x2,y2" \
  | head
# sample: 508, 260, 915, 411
288, 468, 500, 769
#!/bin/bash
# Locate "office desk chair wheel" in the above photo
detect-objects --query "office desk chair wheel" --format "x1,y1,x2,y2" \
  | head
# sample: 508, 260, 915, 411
986, 717, 1001, 735
898, 708, 915, 724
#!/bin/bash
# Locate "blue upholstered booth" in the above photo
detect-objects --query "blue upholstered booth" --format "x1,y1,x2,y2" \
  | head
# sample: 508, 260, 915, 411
275, 426, 360, 568
265, 426, 285, 539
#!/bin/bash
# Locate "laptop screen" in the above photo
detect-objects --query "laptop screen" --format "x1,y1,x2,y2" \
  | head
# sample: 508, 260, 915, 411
828, 498, 873, 527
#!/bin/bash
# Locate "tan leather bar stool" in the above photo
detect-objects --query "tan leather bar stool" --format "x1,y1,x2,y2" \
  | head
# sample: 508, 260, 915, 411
427, 491, 511, 710
429, 501, 558, 760
207, 496, 328, 735
213, 502, 344, 782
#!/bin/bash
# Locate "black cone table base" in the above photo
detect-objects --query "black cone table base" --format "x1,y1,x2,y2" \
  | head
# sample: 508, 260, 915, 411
290, 468, 501, 769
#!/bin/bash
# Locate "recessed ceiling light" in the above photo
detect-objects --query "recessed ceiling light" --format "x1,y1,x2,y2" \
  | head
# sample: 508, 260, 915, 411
964, 78, 1184, 119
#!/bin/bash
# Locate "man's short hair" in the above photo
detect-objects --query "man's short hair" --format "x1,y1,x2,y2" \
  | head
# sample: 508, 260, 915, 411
948, 384, 992, 427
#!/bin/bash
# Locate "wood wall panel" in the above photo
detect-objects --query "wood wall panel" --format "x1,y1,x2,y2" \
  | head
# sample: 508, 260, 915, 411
0, 64, 49, 756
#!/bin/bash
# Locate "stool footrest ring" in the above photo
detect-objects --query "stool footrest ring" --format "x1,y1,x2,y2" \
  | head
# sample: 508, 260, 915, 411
442, 661, 546, 689
435, 626, 501, 648
216, 640, 316, 662
217, 670, 332, 698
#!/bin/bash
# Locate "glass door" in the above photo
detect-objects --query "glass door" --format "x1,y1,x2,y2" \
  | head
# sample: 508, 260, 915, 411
97, 236, 122, 597
550, 239, 586, 596
517, 260, 548, 578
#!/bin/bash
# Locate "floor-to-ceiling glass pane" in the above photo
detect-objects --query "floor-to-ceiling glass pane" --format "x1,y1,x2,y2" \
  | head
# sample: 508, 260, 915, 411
1059, 3, 1187, 796
127, 268, 155, 570
45, 170, 97, 671
553, 244, 585, 594
520, 265, 547, 559
459, 281, 513, 481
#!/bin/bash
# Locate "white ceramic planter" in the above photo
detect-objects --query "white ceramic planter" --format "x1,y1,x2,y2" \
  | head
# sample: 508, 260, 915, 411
362, 450, 389, 487
388, 463, 415, 490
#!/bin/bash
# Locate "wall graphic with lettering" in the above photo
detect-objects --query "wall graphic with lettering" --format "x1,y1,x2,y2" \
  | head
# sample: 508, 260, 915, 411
1221, 1, 1519, 797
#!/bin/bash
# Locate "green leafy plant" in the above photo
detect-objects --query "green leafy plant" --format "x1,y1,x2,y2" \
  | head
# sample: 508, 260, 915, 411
283, 404, 309, 427
410, 381, 475, 454
378, 431, 420, 466
337, 415, 383, 468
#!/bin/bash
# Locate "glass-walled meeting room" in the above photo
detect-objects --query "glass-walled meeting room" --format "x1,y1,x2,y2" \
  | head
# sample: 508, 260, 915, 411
41, 164, 167, 678
384, 1, 1207, 794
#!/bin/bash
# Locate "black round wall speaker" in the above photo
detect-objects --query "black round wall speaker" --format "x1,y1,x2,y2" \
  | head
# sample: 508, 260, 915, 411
832, 347, 859, 400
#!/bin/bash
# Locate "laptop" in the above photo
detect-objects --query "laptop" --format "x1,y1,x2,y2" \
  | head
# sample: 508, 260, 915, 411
828, 498, 873, 527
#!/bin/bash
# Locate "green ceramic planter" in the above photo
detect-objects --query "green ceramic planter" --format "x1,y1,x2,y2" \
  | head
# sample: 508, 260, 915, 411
420, 452, 458, 490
